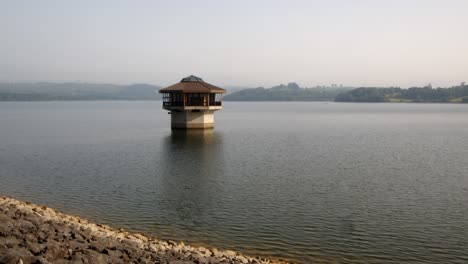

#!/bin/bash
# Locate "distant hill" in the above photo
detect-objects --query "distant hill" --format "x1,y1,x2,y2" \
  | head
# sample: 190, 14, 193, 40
334, 84, 468, 103
224, 83, 352, 101
4, 82, 465, 103
223, 86, 252, 95
0, 82, 162, 101
116, 84, 161, 100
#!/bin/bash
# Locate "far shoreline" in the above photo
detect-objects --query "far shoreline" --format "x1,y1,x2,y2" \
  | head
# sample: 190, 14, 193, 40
0, 99, 467, 104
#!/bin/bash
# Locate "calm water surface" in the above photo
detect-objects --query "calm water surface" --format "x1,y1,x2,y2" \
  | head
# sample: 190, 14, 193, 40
1, 101, 468, 263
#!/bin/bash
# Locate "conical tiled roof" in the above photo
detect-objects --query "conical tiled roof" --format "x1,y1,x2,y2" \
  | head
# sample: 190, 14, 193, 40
159, 75, 226, 93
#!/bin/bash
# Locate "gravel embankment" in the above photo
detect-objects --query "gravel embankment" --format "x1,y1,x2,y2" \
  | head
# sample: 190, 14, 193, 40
0, 196, 291, 264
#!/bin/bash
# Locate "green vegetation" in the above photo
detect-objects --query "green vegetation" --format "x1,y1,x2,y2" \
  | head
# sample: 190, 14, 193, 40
334, 83, 468, 103
334, 87, 387, 102
2, 82, 467, 103
225, 82, 468, 103
224, 83, 351, 101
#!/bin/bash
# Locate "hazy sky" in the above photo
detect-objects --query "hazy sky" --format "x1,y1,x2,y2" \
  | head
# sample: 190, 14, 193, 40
1, 0, 467, 87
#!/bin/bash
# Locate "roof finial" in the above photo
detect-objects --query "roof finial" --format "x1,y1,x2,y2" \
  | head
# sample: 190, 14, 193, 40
181, 75, 204, 82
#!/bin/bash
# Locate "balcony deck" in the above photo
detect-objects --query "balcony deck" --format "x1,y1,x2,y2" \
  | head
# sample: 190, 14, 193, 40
163, 101, 222, 107
163, 101, 222, 111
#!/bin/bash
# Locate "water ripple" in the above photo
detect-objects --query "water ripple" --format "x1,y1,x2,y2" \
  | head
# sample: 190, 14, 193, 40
1, 101, 468, 263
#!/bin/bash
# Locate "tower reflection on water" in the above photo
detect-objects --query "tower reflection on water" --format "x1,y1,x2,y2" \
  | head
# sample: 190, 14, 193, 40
167, 129, 220, 146
155, 129, 226, 242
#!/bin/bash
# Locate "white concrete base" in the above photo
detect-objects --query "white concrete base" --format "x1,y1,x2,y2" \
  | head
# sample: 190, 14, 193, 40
171, 110, 215, 129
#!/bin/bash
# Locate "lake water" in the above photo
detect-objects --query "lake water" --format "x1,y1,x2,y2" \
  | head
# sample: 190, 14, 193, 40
1, 101, 468, 263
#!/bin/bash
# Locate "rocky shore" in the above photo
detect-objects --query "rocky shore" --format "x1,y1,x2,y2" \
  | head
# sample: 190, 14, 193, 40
0, 196, 290, 264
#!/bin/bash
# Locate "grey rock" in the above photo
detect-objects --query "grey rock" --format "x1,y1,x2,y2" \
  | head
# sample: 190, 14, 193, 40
24, 240, 45, 255
169, 261, 196, 264
42, 242, 67, 260
0, 197, 278, 264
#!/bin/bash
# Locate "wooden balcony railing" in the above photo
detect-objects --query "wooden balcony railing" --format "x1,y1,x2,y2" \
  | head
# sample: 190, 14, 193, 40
163, 101, 222, 107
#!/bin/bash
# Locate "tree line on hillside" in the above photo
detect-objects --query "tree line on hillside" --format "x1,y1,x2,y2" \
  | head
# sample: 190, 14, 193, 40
2, 82, 467, 103
334, 83, 468, 103
223, 83, 352, 101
